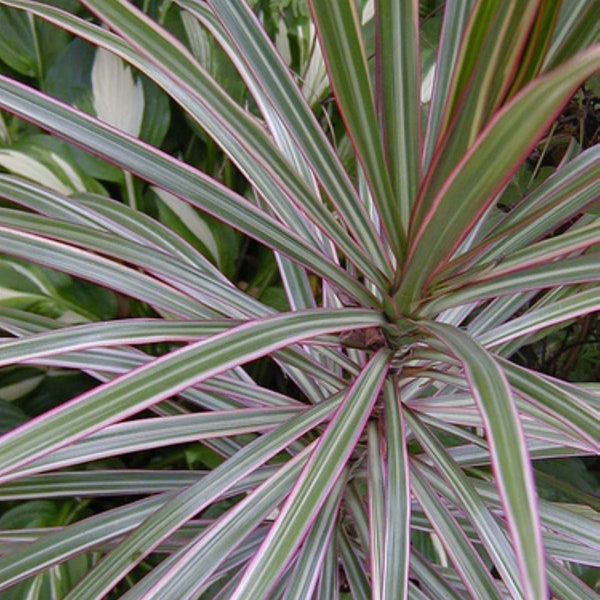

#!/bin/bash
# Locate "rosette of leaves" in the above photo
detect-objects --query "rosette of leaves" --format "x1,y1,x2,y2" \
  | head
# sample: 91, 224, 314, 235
0, 0, 598, 598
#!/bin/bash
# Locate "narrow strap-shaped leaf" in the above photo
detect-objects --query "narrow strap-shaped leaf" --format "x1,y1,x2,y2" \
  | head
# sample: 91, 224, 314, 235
79, 0, 389, 288
410, 549, 464, 600
405, 410, 524, 599
500, 360, 599, 449
0, 308, 384, 481
125, 448, 314, 599
479, 288, 600, 348
63, 397, 337, 599
416, 321, 546, 600
308, 0, 405, 261
0, 174, 226, 277
0, 471, 188, 499
367, 421, 385, 598
0, 408, 299, 479
410, 465, 504, 599
433, 146, 600, 281
439, 221, 600, 291
396, 45, 600, 310
418, 0, 543, 217
506, 1, 562, 95
0, 227, 209, 318
544, 0, 600, 68
0, 209, 265, 318
121, 528, 268, 600
282, 472, 347, 600
381, 380, 411, 600
0, 75, 377, 307
230, 350, 392, 599
0, 493, 173, 591
338, 527, 371, 600
546, 558, 600, 600
200, 0, 392, 276
425, 252, 600, 314
376, 0, 421, 225
422, 0, 474, 172
316, 539, 339, 599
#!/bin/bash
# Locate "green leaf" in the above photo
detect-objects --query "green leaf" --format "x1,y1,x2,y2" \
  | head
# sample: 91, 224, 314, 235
308, 0, 405, 260
376, 0, 421, 226
201, 0, 393, 276
406, 410, 524, 598
367, 421, 385, 598
0, 309, 384, 480
0, 7, 69, 78
381, 380, 410, 599
410, 466, 504, 599
397, 45, 600, 310
545, 0, 600, 68
282, 471, 347, 600
63, 398, 339, 598
0, 70, 376, 306
417, 321, 547, 600
422, 0, 474, 171
127, 450, 315, 599
229, 350, 391, 599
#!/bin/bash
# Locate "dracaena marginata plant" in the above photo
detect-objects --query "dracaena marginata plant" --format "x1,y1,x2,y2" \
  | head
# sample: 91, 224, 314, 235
0, 0, 598, 598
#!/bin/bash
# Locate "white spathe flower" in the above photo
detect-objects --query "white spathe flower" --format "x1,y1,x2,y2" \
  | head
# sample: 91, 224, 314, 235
275, 17, 292, 66
152, 187, 221, 267
92, 47, 144, 137
301, 23, 329, 106
421, 63, 436, 104
0, 150, 72, 194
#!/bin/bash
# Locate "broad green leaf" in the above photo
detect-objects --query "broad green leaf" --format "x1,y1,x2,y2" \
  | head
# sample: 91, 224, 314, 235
0, 7, 69, 78
0, 256, 116, 321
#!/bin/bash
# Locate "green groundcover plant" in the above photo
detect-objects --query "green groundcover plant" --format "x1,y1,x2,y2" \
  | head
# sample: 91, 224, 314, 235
0, 0, 598, 598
